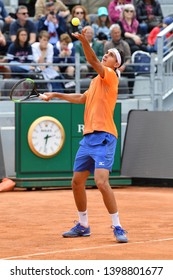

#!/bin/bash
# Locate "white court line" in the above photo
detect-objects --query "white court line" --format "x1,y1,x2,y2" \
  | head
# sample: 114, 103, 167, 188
1, 237, 173, 260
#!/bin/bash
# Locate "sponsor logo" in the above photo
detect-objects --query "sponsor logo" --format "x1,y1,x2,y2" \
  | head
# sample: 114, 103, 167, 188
78, 124, 84, 133
98, 162, 105, 166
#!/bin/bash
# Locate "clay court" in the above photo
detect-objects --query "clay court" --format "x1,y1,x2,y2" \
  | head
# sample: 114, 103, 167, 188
0, 186, 173, 260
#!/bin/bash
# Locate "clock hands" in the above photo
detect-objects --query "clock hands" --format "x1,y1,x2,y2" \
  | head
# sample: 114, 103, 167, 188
44, 134, 55, 153
44, 134, 52, 145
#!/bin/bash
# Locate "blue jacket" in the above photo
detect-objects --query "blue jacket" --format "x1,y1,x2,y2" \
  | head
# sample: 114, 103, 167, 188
0, 0, 8, 21
136, 0, 163, 23
37, 14, 67, 36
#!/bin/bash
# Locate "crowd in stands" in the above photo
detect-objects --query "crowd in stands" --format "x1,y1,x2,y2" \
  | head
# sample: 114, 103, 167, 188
0, 0, 173, 95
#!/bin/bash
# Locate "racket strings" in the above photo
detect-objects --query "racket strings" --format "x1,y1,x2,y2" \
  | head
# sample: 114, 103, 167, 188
12, 81, 34, 101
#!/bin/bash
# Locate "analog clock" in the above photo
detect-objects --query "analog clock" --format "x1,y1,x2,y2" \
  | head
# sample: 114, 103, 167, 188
28, 116, 65, 158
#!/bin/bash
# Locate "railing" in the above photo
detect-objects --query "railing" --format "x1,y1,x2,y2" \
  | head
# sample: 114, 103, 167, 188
0, 55, 151, 97
0, 28, 173, 110
155, 22, 173, 110
0, 55, 132, 98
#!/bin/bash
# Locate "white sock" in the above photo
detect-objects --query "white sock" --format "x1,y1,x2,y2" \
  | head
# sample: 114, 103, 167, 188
78, 210, 88, 227
110, 212, 121, 227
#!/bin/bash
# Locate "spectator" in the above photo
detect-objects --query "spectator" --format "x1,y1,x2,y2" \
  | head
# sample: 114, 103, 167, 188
104, 23, 135, 95
32, 29, 57, 91
37, 2, 67, 46
9, 6, 37, 45
118, 4, 147, 53
108, 0, 132, 25
61, 1, 81, 12
34, 0, 70, 21
66, 5, 90, 43
92, 7, 111, 42
32, 30, 53, 70
6, 28, 34, 78
51, 32, 76, 93
0, 31, 11, 78
53, 33, 75, 78
0, 0, 14, 31
32, 29, 65, 92
136, 0, 163, 36
0, 30, 8, 55
147, 16, 173, 54
75, 25, 104, 77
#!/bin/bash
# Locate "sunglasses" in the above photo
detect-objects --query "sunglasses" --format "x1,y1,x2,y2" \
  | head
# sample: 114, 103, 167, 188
75, 11, 84, 15
125, 10, 134, 13
19, 12, 28, 15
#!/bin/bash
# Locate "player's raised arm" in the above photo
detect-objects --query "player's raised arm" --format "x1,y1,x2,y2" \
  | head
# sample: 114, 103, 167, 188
72, 28, 105, 78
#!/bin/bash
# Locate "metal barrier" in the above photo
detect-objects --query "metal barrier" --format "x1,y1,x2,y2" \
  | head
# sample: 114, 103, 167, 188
0, 54, 130, 98
156, 22, 173, 111
0, 31, 173, 110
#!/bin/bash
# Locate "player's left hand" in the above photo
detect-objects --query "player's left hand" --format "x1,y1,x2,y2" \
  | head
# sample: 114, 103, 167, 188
72, 28, 87, 43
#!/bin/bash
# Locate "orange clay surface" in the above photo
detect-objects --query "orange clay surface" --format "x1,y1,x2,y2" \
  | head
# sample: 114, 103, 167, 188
0, 186, 173, 260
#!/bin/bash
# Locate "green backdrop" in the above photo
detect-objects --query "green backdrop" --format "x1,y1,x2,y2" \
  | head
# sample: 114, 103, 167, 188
15, 102, 121, 187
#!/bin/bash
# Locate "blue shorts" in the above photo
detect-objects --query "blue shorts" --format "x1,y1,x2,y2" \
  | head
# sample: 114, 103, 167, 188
73, 131, 117, 174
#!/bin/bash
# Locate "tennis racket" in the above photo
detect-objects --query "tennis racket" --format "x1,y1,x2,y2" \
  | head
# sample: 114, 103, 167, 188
10, 78, 40, 102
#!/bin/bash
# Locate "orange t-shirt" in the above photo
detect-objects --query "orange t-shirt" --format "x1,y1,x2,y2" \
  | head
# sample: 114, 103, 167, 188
83, 66, 119, 138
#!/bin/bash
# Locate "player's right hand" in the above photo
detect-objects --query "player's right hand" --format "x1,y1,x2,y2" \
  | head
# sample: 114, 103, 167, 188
39, 92, 54, 101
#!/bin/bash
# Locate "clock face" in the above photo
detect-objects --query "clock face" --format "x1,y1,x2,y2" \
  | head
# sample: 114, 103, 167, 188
28, 116, 65, 158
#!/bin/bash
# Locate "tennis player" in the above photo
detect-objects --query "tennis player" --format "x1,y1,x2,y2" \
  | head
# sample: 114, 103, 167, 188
40, 28, 128, 243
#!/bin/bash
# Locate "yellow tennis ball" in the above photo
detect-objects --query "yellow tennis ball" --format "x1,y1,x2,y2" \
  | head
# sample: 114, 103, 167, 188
71, 17, 80, 26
